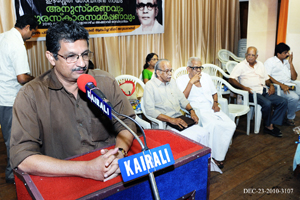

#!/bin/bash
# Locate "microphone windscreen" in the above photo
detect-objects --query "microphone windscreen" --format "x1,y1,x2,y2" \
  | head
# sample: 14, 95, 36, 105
77, 74, 97, 93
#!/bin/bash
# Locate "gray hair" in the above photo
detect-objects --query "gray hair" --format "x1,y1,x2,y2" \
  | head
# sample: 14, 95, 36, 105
187, 57, 202, 67
154, 59, 170, 77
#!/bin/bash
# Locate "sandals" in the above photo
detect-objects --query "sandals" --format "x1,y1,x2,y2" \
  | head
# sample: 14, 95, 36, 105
213, 158, 224, 169
284, 119, 295, 126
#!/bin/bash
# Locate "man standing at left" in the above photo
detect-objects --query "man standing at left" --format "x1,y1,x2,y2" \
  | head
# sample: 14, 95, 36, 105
0, 14, 37, 183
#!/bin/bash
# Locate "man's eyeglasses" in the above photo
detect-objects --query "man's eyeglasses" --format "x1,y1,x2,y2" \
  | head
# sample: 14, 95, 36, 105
136, 3, 157, 11
189, 66, 204, 71
246, 54, 256, 57
158, 69, 173, 73
57, 51, 94, 63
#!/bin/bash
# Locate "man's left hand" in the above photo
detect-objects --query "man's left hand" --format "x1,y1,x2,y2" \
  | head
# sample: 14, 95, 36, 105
212, 102, 220, 112
190, 110, 199, 124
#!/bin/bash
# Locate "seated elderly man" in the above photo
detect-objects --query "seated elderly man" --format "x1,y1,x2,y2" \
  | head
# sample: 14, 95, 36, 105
264, 43, 300, 126
229, 46, 288, 137
143, 59, 209, 148
176, 57, 236, 169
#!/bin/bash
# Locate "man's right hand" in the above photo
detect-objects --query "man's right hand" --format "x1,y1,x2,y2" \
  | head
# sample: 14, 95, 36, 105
280, 84, 290, 94
189, 72, 201, 84
243, 87, 253, 94
169, 117, 188, 129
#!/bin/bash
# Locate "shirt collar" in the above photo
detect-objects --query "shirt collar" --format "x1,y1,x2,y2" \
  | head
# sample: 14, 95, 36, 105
152, 76, 170, 87
242, 59, 257, 69
48, 68, 64, 90
274, 55, 288, 64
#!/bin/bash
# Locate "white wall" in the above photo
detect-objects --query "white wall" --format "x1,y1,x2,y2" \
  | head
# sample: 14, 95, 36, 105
247, 0, 278, 62
286, 0, 300, 79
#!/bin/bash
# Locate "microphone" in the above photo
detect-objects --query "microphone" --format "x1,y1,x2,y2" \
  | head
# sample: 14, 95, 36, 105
77, 74, 113, 108
77, 74, 147, 150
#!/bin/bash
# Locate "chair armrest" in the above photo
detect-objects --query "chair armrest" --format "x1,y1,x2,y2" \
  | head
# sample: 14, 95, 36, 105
273, 84, 281, 96
140, 98, 166, 129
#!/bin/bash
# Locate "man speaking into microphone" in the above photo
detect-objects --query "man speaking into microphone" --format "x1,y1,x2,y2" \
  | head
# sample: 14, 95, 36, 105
10, 21, 135, 181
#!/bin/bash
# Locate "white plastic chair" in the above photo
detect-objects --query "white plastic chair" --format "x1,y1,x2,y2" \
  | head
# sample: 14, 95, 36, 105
115, 75, 151, 129
211, 76, 251, 135
248, 91, 262, 134
202, 63, 230, 79
218, 49, 244, 70
274, 81, 300, 96
226, 61, 238, 74
173, 67, 188, 79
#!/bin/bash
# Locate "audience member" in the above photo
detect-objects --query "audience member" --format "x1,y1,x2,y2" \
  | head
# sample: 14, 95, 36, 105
0, 14, 37, 184
229, 47, 287, 137
176, 57, 236, 169
142, 53, 158, 83
264, 43, 300, 126
143, 59, 209, 149
10, 21, 135, 182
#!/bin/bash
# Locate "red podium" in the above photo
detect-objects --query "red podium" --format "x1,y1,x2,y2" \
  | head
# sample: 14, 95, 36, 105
14, 130, 210, 200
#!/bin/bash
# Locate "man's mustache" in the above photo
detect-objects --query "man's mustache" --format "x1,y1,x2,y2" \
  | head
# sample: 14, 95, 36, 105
72, 66, 87, 72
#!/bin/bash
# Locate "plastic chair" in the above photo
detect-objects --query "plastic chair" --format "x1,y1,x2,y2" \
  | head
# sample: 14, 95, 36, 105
202, 63, 230, 79
248, 91, 262, 134
211, 76, 251, 135
226, 61, 238, 74
173, 67, 188, 79
218, 49, 244, 70
115, 75, 151, 129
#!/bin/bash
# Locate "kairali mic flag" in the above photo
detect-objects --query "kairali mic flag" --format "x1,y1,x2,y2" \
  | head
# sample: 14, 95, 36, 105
14, 0, 165, 40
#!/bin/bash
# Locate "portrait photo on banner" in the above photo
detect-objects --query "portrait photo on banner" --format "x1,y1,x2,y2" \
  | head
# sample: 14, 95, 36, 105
14, 0, 165, 40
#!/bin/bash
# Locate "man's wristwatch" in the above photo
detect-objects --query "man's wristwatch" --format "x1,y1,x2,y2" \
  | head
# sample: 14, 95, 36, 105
118, 148, 128, 157
188, 108, 194, 113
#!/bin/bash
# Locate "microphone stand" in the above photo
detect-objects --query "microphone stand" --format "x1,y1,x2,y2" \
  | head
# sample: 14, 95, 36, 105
111, 110, 161, 200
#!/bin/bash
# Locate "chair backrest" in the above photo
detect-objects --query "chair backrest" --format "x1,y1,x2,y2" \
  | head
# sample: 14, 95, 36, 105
173, 67, 188, 79
115, 75, 145, 98
210, 76, 249, 106
202, 64, 230, 79
218, 49, 244, 63
226, 61, 238, 74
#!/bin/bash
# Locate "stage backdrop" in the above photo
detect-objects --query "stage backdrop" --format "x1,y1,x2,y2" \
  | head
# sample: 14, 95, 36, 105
14, 0, 164, 40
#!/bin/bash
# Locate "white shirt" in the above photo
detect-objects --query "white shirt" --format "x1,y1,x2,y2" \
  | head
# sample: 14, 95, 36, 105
264, 56, 291, 84
176, 73, 217, 109
0, 28, 31, 106
230, 59, 269, 94
132, 20, 164, 34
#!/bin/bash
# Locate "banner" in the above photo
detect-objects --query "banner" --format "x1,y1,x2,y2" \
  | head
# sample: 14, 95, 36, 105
14, 0, 164, 40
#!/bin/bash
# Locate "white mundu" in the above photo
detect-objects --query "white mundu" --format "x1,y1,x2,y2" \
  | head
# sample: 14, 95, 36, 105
176, 73, 236, 161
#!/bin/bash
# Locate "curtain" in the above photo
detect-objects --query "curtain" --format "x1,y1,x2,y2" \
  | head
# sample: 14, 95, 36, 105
0, 0, 240, 78
277, 0, 289, 44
